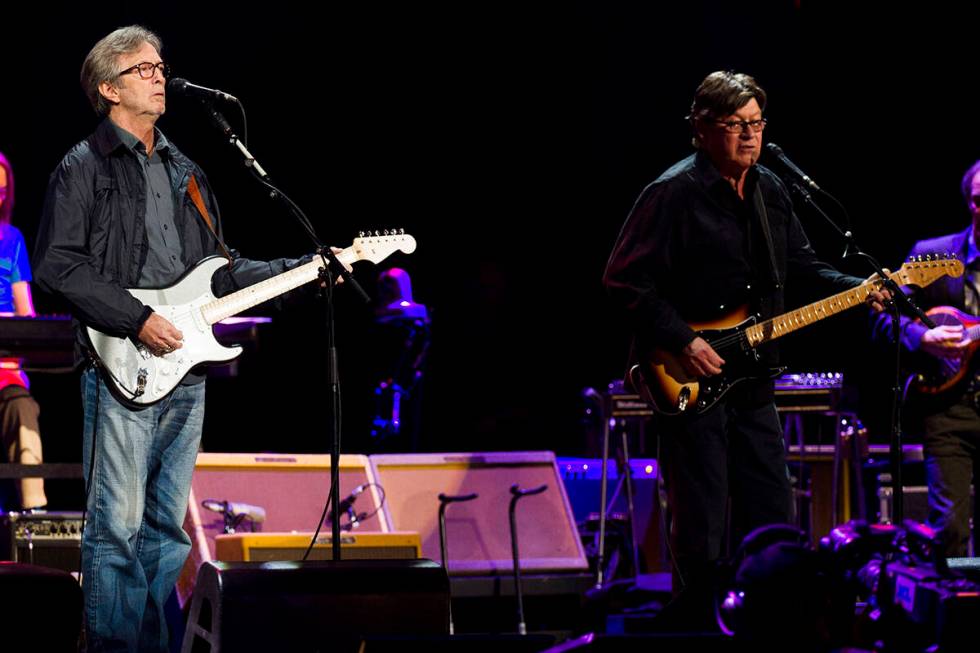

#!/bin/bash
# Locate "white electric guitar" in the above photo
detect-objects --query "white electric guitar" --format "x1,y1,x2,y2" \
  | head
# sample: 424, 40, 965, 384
87, 231, 416, 406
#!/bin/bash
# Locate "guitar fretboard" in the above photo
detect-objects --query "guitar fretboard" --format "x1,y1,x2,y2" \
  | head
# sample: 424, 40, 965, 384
742, 259, 962, 348
745, 283, 879, 347
200, 251, 356, 325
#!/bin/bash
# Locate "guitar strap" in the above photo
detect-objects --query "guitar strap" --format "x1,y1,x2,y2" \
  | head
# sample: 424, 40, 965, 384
751, 183, 782, 291
187, 174, 233, 264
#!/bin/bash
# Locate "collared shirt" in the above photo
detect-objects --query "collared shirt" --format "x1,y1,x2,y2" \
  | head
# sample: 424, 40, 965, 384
109, 121, 197, 383
108, 120, 183, 287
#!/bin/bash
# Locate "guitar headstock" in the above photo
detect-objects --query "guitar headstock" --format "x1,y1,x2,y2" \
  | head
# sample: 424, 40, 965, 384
351, 229, 417, 263
892, 253, 964, 287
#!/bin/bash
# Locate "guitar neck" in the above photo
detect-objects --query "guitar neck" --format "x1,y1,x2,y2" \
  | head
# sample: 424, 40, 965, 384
744, 282, 878, 348
200, 250, 357, 324
969, 325, 980, 342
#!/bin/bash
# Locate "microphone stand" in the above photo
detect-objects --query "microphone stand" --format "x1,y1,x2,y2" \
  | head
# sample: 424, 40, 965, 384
199, 99, 370, 560
784, 180, 936, 527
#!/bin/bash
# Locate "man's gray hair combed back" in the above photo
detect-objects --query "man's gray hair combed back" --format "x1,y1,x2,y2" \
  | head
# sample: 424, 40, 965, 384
80, 25, 162, 116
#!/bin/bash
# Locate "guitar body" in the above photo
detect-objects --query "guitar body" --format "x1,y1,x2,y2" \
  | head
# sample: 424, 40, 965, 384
909, 305, 980, 397
632, 306, 782, 416
87, 256, 242, 407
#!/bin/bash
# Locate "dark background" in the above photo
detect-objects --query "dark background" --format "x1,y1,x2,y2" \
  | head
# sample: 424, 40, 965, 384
2, 2, 978, 505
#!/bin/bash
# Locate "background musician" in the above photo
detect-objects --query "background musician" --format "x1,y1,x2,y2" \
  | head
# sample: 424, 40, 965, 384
873, 158, 980, 558
0, 150, 47, 512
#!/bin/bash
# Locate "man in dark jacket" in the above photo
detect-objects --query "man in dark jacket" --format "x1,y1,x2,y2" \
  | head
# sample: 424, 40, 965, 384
872, 159, 980, 558
33, 25, 304, 652
603, 71, 890, 603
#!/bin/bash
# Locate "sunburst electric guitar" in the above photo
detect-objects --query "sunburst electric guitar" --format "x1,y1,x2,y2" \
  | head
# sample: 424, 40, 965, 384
630, 255, 964, 416
87, 231, 416, 406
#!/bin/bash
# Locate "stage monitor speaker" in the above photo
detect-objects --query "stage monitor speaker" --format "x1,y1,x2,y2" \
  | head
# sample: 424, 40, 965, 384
178, 453, 388, 606
0, 562, 82, 650
369, 451, 587, 575
181, 559, 450, 653
215, 531, 421, 561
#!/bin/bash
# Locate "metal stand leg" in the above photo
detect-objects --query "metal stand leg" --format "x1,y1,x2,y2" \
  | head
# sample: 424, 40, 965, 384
618, 421, 641, 578
594, 413, 612, 590
783, 412, 808, 533
508, 484, 547, 635
438, 492, 478, 635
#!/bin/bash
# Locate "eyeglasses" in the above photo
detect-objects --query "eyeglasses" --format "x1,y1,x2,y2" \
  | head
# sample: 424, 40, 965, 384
116, 61, 171, 80
712, 118, 767, 134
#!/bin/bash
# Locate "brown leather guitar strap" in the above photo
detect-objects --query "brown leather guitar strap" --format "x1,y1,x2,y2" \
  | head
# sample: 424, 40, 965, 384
187, 174, 233, 264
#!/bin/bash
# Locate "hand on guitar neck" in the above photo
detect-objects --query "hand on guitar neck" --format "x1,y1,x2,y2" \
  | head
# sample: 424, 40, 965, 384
681, 336, 725, 377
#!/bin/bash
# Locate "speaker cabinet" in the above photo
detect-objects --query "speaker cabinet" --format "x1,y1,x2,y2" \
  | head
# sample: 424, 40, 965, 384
786, 445, 857, 544
369, 451, 587, 575
181, 559, 450, 653
178, 453, 388, 605
557, 457, 668, 573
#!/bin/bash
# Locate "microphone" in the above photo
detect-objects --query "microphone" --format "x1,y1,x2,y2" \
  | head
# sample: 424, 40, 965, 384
167, 77, 239, 104
765, 142, 821, 192
201, 499, 266, 523
328, 483, 370, 520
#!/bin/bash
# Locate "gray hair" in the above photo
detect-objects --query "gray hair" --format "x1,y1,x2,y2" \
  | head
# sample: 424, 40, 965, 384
80, 25, 162, 116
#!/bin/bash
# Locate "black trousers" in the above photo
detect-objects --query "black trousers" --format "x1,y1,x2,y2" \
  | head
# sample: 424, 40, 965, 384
657, 397, 794, 591
922, 398, 980, 557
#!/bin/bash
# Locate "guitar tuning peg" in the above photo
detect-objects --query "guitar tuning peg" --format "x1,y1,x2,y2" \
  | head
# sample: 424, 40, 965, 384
398, 227, 405, 234
374, 230, 380, 237
358, 231, 365, 238
383, 229, 390, 236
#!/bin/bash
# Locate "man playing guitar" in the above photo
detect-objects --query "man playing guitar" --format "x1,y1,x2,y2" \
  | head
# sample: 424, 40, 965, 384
603, 71, 891, 606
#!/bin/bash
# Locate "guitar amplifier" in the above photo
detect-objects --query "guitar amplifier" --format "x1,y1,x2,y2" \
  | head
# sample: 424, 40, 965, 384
774, 372, 845, 412
0, 511, 83, 572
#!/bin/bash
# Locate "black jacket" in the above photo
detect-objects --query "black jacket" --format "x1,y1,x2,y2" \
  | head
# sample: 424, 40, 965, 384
33, 118, 296, 362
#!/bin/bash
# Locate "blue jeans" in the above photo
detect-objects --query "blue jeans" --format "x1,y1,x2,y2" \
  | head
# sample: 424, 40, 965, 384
81, 366, 205, 652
